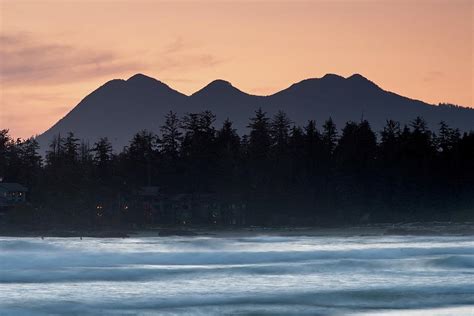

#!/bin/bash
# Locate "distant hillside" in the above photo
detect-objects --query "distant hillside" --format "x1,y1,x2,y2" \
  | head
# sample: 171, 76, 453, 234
37, 73, 474, 151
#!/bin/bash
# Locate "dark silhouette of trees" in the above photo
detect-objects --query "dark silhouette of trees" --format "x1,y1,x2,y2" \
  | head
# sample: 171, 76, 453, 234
2, 110, 473, 228
63, 132, 80, 164
404, 117, 435, 169
380, 120, 402, 164
16, 138, 42, 188
269, 110, 292, 192
0, 131, 41, 189
159, 111, 182, 161
246, 108, 272, 206
124, 130, 158, 186
248, 108, 272, 161
334, 121, 377, 220
336, 121, 376, 171
289, 125, 305, 182
322, 118, 338, 156
180, 111, 217, 193
270, 111, 292, 154
92, 137, 113, 180
303, 120, 322, 173
215, 119, 242, 202
216, 119, 240, 159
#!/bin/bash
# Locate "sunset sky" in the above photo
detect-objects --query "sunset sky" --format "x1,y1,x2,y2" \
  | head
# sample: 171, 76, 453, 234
0, 0, 472, 139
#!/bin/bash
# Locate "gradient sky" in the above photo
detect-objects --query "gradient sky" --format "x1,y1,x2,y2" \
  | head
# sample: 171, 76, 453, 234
1, 0, 472, 139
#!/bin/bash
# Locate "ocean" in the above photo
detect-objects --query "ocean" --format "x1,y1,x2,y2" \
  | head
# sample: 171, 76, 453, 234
0, 234, 473, 315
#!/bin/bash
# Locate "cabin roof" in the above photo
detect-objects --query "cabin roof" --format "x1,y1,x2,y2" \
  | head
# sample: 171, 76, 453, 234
0, 183, 28, 192
137, 186, 160, 196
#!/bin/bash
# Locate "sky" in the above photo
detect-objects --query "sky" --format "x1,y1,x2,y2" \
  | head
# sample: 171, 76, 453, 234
0, 0, 472, 139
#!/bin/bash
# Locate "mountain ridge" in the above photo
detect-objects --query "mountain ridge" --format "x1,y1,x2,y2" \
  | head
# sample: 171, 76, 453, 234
37, 73, 474, 152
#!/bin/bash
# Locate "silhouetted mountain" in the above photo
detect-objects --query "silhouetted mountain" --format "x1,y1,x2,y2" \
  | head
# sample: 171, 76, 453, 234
37, 73, 474, 151
190, 79, 265, 126
192, 79, 248, 100
39, 74, 188, 149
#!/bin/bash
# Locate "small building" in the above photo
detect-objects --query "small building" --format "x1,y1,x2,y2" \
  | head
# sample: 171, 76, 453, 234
0, 183, 28, 204
129, 186, 164, 223
126, 187, 247, 226
137, 186, 161, 198
164, 193, 247, 225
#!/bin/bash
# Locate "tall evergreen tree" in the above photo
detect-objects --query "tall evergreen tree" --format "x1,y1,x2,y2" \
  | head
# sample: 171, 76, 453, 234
215, 119, 242, 196
181, 111, 216, 159
216, 119, 240, 159
92, 137, 113, 179
380, 120, 401, 163
437, 121, 460, 154
247, 108, 271, 161
336, 121, 376, 170
405, 117, 435, 170
160, 111, 182, 160
45, 134, 64, 167
322, 118, 338, 155
63, 132, 80, 164
0, 130, 14, 181
270, 110, 292, 153
126, 130, 158, 186
289, 125, 306, 184
303, 120, 322, 176
17, 138, 42, 187
180, 111, 217, 192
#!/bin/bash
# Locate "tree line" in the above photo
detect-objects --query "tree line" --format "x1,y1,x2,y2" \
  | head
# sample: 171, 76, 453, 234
1, 109, 473, 227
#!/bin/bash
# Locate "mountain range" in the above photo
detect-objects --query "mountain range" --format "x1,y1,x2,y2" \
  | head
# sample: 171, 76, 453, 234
37, 73, 474, 151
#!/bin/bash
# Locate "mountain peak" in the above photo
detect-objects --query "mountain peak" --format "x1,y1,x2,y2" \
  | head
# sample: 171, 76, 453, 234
127, 73, 156, 82
347, 73, 380, 89
192, 79, 248, 99
125, 73, 181, 94
207, 79, 233, 88
322, 73, 345, 80
347, 73, 368, 81
101, 78, 126, 88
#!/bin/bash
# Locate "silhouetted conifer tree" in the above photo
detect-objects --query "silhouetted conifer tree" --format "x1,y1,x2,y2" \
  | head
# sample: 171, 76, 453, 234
63, 132, 80, 164
322, 118, 338, 155
92, 137, 113, 179
17, 138, 42, 188
270, 111, 292, 152
159, 111, 182, 160
248, 108, 271, 161
125, 130, 158, 186
181, 111, 217, 193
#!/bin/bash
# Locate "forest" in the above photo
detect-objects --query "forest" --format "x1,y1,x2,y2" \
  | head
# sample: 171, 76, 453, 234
1, 109, 473, 228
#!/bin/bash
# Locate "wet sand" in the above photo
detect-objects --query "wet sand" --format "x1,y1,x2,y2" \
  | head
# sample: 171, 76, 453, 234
1, 222, 474, 238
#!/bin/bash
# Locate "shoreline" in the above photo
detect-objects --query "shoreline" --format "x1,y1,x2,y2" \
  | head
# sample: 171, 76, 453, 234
1, 222, 474, 238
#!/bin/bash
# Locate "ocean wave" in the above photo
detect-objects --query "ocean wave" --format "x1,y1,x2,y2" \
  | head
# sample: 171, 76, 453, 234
0, 236, 473, 315
429, 255, 474, 269
2, 245, 474, 270
1, 285, 473, 315
0, 239, 59, 251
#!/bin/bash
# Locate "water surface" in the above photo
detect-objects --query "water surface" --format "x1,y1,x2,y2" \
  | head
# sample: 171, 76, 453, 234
0, 234, 473, 315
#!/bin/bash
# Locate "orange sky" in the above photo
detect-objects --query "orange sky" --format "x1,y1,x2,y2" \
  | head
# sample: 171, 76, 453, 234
1, 0, 472, 139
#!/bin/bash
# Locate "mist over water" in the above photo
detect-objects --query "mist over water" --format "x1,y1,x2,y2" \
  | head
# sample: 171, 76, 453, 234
0, 235, 473, 315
